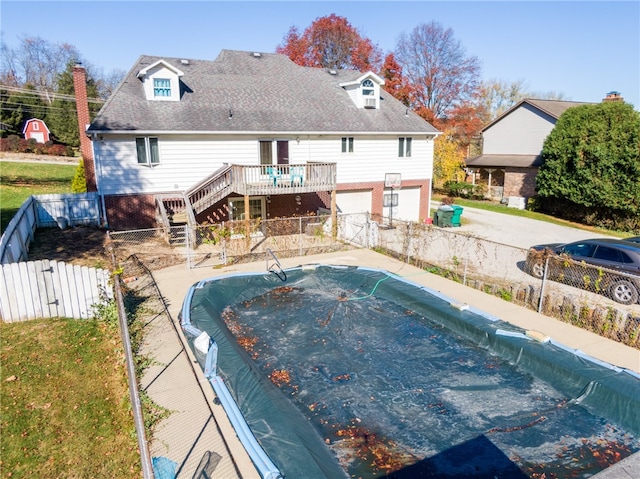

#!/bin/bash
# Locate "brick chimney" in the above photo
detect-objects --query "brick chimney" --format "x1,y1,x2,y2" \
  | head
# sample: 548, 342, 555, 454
602, 91, 623, 102
72, 63, 97, 192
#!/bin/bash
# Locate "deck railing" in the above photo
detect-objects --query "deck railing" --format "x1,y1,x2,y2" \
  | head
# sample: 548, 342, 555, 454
232, 163, 336, 196
155, 162, 337, 228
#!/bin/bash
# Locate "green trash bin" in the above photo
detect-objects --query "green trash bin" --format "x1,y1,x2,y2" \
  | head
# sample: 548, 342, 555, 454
436, 205, 454, 227
451, 205, 463, 227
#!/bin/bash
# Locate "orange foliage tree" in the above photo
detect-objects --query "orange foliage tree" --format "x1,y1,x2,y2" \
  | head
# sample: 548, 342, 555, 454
380, 53, 411, 106
276, 14, 382, 71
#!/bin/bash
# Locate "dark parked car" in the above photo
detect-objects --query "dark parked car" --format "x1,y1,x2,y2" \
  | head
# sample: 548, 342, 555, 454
525, 238, 640, 305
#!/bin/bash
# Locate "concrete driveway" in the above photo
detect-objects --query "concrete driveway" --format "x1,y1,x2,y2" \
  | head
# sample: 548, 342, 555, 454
449, 204, 617, 250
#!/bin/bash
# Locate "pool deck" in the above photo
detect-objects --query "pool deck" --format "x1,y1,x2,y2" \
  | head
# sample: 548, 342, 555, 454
146, 248, 640, 479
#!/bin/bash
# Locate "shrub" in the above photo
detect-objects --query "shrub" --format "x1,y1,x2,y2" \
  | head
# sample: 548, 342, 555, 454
72, 160, 87, 193
443, 181, 485, 199
1, 135, 21, 151
0, 135, 75, 157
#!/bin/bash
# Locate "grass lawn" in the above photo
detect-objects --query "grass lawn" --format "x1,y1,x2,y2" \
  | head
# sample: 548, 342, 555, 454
1, 160, 142, 478
1, 317, 141, 478
0, 161, 76, 233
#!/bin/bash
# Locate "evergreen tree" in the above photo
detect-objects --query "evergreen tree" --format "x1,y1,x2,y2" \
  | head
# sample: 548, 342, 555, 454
0, 84, 47, 135
71, 159, 87, 193
46, 60, 101, 147
536, 101, 640, 230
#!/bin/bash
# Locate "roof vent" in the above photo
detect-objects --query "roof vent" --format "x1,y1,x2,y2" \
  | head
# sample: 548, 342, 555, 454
180, 59, 189, 65
252, 52, 262, 58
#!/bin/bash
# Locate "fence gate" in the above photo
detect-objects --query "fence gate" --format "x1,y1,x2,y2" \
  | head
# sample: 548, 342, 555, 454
0, 259, 112, 322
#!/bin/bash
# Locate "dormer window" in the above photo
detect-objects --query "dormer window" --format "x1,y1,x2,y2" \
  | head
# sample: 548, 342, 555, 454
362, 79, 377, 109
153, 78, 171, 98
339, 72, 384, 109
362, 79, 374, 96
137, 59, 184, 102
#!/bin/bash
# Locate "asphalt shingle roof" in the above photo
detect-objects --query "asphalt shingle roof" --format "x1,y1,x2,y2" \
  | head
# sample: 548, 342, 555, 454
465, 154, 542, 168
89, 50, 439, 135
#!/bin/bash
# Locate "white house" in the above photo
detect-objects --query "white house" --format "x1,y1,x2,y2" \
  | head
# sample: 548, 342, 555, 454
83, 50, 439, 230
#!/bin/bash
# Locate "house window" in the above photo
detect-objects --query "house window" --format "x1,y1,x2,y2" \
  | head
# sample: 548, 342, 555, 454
153, 78, 171, 97
398, 137, 412, 157
362, 79, 374, 97
341, 137, 354, 153
33, 122, 40, 131
259, 140, 273, 165
136, 137, 160, 166
229, 197, 264, 221
362, 79, 377, 108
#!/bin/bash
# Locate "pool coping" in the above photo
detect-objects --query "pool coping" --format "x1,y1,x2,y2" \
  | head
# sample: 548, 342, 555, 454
148, 248, 640, 479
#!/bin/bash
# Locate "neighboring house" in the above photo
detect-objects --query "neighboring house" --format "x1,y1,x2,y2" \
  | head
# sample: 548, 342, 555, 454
82, 50, 439, 230
465, 98, 594, 203
22, 118, 50, 143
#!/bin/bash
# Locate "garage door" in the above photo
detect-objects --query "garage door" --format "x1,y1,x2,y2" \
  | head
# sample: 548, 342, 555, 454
337, 190, 372, 214
383, 187, 421, 222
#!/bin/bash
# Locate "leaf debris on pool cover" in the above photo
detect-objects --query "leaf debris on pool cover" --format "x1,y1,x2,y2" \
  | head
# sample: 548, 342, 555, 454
201, 269, 640, 478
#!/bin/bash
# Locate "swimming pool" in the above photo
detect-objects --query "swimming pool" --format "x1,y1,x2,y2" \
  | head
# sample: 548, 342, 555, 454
181, 264, 640, 479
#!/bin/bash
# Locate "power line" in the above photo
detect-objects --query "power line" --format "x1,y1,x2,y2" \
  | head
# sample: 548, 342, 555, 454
0, 84, 105, 104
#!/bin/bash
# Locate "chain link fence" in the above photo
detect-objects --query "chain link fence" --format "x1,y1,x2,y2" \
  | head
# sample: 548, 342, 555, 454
109, 213, 640, 349
108, 215, 357, 270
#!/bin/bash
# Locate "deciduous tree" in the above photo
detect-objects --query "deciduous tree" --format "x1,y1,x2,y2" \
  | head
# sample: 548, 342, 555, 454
380, 53, 411, 106
276, 14, 382, 71
1, 36, 80, 98
433, 129, 467, 188
394, 22, 482, 123
478, 79, 528, 123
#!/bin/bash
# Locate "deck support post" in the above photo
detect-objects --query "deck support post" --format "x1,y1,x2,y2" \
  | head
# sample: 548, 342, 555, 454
331, 189, 337, 239
244, 194, 251, 249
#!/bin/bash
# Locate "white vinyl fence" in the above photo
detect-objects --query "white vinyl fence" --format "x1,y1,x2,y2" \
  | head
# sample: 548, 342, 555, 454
0, 259, 112, 322
0, 192, 101, 264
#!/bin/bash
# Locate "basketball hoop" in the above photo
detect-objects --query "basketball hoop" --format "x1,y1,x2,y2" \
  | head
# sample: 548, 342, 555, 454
384, 173, 401, 189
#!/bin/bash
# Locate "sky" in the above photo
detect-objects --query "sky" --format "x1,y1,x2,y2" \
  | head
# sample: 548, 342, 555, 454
1, 0, 639, 107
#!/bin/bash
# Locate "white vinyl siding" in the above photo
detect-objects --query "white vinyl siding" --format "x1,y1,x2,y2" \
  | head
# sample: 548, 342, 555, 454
483, 103, 557, 155
95, 134, 433, 195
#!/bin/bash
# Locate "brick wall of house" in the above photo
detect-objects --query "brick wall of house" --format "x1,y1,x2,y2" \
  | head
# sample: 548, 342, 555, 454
110, 178, 431, 230
503, 167, 538, 198
105, 194, 157, 230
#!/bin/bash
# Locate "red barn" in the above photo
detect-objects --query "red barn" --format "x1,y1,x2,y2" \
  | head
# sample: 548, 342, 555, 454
22, 118, 50, 143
